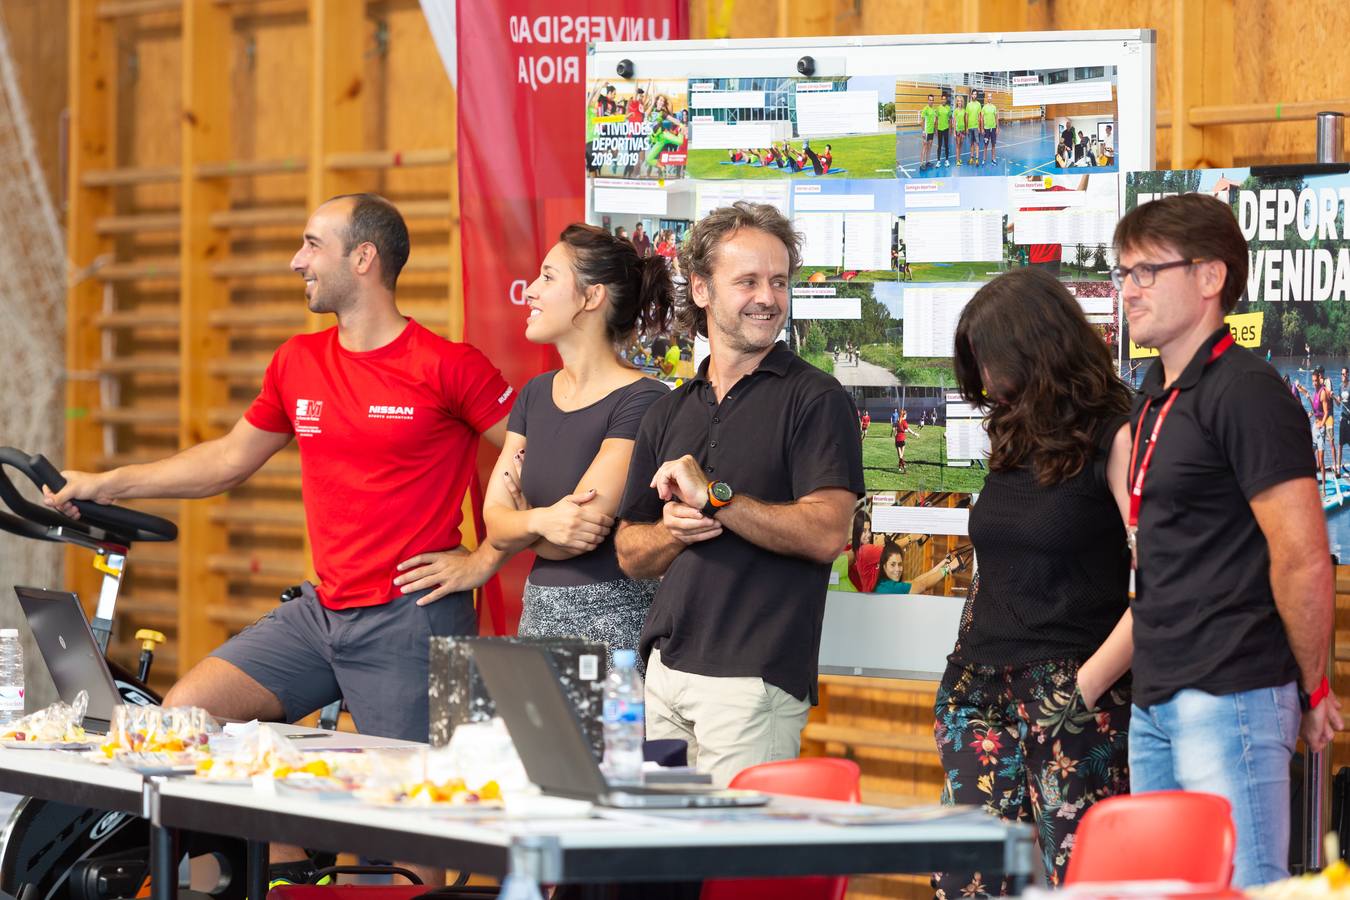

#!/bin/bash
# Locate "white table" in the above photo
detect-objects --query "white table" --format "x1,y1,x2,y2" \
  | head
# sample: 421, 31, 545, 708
0, 745, 147, 814
157, 779, 1034, 895
0, 727, 420, 900
0, 745, 1036, 900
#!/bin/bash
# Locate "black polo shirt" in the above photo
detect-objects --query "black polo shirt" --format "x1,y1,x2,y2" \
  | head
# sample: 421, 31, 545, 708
618, 342, 864, 702
1131, 326, 1314, 708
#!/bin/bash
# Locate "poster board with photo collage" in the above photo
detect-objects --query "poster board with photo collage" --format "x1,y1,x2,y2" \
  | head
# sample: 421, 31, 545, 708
585, 31, 1157, 678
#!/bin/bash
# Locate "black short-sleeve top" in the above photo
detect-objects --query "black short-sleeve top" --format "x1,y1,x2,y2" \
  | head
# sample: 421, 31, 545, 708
957, 416, 1129, 667
1131, 326, 1316, 707
507, 372, 669, 587
617, 342, 866, 702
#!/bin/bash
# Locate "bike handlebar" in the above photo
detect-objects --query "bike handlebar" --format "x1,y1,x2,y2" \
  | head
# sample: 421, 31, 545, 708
0, 447, 177, 544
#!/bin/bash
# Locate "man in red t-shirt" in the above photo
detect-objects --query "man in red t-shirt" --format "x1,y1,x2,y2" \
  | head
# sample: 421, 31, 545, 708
631, 222, 653, 258
47, 195, 514, 748
1012, 174, 1090, 277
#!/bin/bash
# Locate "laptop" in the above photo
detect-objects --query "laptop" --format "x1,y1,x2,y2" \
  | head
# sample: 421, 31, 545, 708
470, 640, 767, 809
16, 586, 123, 734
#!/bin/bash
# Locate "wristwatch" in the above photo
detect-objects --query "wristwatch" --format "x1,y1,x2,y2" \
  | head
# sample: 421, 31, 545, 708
701, 481, 734, 518
1298, 676, 1330, 712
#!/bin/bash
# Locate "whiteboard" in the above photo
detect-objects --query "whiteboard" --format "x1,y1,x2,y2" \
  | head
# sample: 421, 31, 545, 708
587, 30, 1156, 681
589, 31, 1156, 184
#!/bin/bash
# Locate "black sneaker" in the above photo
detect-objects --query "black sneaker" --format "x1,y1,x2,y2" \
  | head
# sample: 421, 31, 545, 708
267, 860, 334, 892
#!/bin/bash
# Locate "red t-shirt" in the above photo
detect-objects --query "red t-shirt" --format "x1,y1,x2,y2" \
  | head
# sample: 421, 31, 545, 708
848, 543, 882, 593
245, 320, 514, 610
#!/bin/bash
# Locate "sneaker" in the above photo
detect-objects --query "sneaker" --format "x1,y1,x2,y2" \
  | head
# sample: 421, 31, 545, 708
267, 860, 334, 893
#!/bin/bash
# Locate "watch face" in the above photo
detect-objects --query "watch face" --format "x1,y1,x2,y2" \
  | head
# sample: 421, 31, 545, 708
710, 481, 733, 502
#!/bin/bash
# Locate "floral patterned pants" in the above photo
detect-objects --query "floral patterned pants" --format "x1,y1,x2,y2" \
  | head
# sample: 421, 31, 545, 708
931, 658, 1131, 897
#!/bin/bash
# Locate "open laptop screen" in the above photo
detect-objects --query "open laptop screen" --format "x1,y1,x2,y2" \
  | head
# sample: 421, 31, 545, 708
470, 640, 610, 799
15, 586, 123, 730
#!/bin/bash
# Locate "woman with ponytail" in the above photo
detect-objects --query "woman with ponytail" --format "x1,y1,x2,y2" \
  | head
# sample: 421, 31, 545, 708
483, 224, 675, 662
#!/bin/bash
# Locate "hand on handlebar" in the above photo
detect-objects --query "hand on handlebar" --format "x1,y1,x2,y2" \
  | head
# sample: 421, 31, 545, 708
42, 471, 116, 519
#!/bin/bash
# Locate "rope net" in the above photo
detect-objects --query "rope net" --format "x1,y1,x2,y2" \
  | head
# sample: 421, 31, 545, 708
0, 8, 66, 595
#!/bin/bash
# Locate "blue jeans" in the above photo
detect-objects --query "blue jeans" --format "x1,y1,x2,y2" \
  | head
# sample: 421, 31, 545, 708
1129, 684, 1300, 888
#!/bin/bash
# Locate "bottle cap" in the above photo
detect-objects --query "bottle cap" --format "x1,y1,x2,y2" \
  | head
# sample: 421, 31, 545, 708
0, 628, 17, 638
613, 649, 637, 668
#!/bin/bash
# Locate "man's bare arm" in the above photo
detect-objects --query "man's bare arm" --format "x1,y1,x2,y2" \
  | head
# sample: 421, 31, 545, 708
712, 488, 855, 564
615, 521, 682, 580
1252, 477, 1334, 690
1251, 476, 1344, 751
615, 497, 724, 580
649, 454, 853, 565
46, 418, 291, 512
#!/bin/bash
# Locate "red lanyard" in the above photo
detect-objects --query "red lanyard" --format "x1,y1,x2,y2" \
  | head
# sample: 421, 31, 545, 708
1127, 333, 1235, 530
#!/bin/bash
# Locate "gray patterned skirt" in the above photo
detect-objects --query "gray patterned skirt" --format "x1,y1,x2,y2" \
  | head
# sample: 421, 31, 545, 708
519, 577, 659, 667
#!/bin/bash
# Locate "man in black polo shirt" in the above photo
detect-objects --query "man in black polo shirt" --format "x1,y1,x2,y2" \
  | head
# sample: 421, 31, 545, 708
615, 202, 864, 786
1115, 193, 1342, 888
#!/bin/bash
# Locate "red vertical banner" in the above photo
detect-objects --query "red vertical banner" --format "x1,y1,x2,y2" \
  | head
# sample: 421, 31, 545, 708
456, 3, 688, 633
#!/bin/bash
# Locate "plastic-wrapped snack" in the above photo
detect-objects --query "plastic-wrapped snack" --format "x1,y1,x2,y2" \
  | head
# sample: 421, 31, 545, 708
196, 723, 305, 780
103, 704, 215, 758
0, 691, 89, 744
351, 745, 505, 807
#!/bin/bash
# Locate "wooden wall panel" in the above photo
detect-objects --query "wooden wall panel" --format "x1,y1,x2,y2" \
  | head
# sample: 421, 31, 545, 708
1230, 0, 1350, 164
56, 0, 455, 688
374, 1, 453, 333
179, 0, 235, 674
232, 8, 311, 195
375, 3, 451, 193
66, 0, 117, 623
122, 14, 181, 204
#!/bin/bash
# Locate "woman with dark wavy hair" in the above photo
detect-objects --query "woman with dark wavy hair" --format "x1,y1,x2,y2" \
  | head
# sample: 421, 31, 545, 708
482, 223, 674, 663
932, 268, 1134, 896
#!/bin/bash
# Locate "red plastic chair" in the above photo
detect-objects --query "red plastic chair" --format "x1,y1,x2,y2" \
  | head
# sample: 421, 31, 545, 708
1064, 791, 1236, 886
699, 758, 862, 900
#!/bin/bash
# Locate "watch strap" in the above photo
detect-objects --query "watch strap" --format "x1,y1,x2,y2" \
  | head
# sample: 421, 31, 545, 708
702, 481, 731, 518
1299, 676, 1330, 712
1310, 675, 1331, 711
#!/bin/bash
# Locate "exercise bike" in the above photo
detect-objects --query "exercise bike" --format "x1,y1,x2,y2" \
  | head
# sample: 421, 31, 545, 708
0, 448, 247, 900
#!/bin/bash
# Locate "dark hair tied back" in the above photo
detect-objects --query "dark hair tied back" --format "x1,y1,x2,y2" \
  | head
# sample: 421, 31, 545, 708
559, 223, 675, 344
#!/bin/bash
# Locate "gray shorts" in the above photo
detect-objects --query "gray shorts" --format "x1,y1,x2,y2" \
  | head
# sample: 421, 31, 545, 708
212, 582, 475, 741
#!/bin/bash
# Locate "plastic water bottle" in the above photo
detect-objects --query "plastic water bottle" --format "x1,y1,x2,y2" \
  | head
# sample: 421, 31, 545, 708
602, 649, 644, 783
0, 628, 24, 727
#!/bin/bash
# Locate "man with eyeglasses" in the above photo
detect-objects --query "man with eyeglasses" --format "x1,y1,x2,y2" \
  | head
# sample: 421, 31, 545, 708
1113, 193, 1342, 888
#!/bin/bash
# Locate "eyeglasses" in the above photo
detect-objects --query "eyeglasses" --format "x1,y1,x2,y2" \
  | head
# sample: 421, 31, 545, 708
1109, 258, 1204, 290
